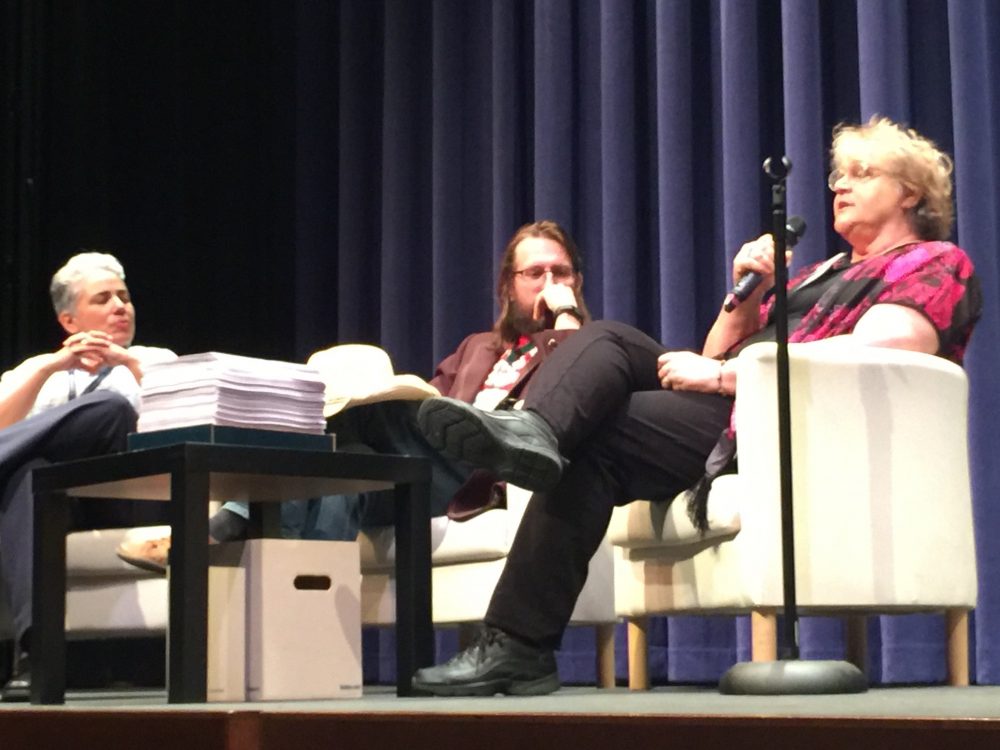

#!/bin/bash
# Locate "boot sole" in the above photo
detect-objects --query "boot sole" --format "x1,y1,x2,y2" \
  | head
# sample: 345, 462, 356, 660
417, 399, 563, 493
413, 672, 560, 697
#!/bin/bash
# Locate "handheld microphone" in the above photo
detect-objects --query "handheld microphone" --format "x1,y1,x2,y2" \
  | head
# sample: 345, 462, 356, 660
723, 215, 807, 312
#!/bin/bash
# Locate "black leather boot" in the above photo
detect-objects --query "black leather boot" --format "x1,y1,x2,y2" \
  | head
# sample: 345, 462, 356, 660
417, 398, 565, 492
1, 651, 30, 702
412, 625, 559, 697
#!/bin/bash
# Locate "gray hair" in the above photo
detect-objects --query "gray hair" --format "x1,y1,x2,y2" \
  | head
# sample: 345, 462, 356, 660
49, 251, 126, 315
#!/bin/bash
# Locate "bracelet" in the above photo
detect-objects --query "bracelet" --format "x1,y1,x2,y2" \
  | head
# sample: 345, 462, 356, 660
717, 359, 726, 395
551, 305, 584, 323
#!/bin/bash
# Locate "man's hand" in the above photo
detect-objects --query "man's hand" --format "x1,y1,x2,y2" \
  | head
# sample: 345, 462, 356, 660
533, 284, 581, 329
657, 350, 724, 393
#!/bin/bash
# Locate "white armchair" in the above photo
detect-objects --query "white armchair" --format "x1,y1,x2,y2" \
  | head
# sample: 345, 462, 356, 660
64, 525, 169, 636
358, 485, 617, 686
51, 488, 617, 689
610, 342, 977, 689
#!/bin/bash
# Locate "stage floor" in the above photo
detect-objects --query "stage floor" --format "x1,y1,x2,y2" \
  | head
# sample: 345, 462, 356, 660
4, 683, 997, 718
2, 685, 999, 750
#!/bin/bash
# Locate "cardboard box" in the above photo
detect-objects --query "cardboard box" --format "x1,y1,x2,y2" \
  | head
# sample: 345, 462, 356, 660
206, 543, 247, 702
206, 538, 362, 701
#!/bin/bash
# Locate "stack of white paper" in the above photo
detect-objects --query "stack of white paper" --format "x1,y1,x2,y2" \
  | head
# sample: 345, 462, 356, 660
137, 352, 327, 434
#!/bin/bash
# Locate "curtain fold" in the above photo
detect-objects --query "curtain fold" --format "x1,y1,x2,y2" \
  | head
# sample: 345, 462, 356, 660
430, 0, 496, 358
294, 0, 1000, 686
333, 0, 383, 348
856, 0, 911, 120
533, 0, 576, 225
948, 0, 1000, 685
654, 1, 697, 347
781, 0, 829, 271
599, 0, 639, 323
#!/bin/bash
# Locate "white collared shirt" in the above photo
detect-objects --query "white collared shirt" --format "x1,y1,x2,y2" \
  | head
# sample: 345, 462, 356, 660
1, 345, 177, 419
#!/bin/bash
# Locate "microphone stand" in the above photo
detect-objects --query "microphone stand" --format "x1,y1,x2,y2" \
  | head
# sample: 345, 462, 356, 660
718, 157, 867, 695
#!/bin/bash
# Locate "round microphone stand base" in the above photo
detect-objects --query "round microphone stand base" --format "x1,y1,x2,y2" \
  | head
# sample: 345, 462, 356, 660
719, 659, 868, 695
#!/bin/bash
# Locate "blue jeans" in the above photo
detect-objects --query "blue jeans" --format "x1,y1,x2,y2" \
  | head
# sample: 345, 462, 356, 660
223, 400, 469, 540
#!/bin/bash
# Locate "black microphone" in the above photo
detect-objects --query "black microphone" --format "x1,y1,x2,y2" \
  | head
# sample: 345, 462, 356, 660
723, 215, 807, 312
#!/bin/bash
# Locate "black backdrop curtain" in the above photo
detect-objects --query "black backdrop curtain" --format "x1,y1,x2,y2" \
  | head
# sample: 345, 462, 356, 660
4, 0, 1000, 685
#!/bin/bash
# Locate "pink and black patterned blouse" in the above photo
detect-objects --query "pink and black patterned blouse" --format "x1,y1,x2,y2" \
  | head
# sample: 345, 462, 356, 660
736, 241, 981, 364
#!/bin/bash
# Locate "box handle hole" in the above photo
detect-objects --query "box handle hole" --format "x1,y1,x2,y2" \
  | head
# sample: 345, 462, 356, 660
294, 575, 332, 590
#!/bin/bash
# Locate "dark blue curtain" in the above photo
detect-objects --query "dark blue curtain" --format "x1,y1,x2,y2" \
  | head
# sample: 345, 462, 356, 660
292, 0, 1000, 685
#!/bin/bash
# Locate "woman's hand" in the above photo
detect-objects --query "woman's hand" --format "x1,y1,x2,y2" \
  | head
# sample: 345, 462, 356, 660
732, 233, 778, 287
0, 332, 138, 428
54, 330, 138, 376
55, 330, 117, 373
657, 351, 726, 393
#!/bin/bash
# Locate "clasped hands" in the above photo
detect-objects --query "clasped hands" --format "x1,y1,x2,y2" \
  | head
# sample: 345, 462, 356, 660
53, 331, 132, 374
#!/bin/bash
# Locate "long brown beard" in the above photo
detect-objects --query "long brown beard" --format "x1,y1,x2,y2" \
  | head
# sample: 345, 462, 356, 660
508, 308, 548, 337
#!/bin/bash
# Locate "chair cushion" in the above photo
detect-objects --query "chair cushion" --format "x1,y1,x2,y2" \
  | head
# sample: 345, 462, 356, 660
66, 526, 170, 580
358, 507, 514, 573
608, 475, 741, 550
66, 576, 168, 633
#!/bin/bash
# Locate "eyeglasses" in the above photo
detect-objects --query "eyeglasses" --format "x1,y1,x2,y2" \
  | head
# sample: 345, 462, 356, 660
513, 264, 576, 282
828, 163, 888, 191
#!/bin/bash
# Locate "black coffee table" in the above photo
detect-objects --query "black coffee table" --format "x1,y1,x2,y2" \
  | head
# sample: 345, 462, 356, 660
30, 442, 432, 704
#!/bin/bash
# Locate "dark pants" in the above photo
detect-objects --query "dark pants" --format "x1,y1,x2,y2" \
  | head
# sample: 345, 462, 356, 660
285, 401, 471, 540
0, 391, 147, 643
484, 321, 734, 648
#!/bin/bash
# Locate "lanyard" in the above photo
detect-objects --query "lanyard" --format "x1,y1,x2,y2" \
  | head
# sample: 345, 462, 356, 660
67, 367, 113, 401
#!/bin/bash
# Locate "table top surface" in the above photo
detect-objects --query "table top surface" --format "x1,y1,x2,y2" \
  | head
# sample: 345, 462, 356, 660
32, 442, 432, 502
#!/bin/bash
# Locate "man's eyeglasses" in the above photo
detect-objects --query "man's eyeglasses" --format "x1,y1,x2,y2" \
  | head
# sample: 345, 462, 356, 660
827, 163, 887, 191
513, 264, 575, 282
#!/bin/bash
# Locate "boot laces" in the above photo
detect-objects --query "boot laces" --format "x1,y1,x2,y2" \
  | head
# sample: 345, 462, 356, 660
447, 625, 503, 667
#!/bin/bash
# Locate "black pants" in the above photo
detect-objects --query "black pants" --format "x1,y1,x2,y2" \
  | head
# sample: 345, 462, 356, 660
0, 391, 145, 643
484, 321, 733, 648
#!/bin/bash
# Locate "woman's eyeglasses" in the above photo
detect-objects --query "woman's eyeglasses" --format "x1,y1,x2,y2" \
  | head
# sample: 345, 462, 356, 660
828, 163, 887, 191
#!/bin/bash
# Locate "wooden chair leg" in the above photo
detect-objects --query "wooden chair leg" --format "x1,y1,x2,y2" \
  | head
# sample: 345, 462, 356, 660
750, 609, 777, 662
627, 617, 650, 690
845, 614, 869, 676
595, 623, 616, 689
946, 609, 970, 686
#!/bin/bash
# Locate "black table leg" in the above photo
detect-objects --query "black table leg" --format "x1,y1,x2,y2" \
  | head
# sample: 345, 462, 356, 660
246, 501, 282, 538
31, 489, 69, 704
168, 465, 209, 703
393, 477, 432, 696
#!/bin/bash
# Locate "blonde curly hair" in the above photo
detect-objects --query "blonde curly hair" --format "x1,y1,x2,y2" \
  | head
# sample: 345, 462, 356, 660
831, 116, 954, 240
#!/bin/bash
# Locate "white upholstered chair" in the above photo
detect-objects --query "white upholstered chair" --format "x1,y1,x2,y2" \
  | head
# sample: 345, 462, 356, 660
609, 342, 977, 689
50, 490, 617, 689
0, 524, 169, 683
0, 527, 169, 682
358, 485, 618, 687
64, 525, 169, 636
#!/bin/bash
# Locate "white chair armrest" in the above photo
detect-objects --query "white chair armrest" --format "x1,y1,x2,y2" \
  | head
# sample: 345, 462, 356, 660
734, 342, 975, 607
